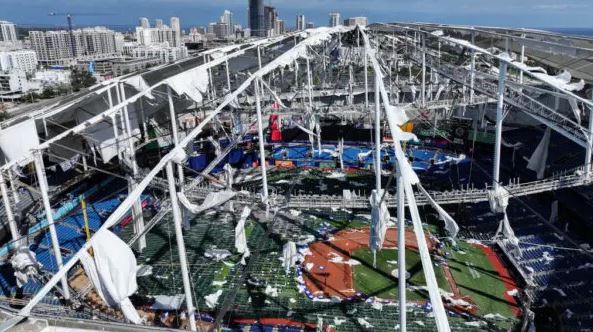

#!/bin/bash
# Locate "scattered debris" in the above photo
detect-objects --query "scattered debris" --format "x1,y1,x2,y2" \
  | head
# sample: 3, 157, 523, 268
265, 285, 279, 297
204, 290, 223, 309
357, 317, 374, 329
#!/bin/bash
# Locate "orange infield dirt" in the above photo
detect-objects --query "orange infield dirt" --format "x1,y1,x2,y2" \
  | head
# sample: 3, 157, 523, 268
302, 228, 435, 298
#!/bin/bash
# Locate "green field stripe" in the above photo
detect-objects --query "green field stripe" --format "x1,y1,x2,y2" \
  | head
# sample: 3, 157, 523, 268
351, 248, 450, 301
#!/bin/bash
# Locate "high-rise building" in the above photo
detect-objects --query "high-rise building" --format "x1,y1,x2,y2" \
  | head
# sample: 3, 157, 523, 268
0, 21, 17, 43
170, 17, 181, 43
207, 23, 216, 35
30, 27, 123, 65
329, 12, 341, 27
306, 22, 314, 29
136, 18, 181, 48
249, 0, 265, 37
139, 17, 150, 29
275, 20, 285, 35
213, 23, 229, 39
296, 15, 306, 31
344, 17, 368, 27
219, 10, 233, 36
0, 49, 38, 74
264, 6, 277, 36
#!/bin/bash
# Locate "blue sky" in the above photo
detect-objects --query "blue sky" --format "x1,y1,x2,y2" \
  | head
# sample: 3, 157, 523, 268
1, 0, 592, 30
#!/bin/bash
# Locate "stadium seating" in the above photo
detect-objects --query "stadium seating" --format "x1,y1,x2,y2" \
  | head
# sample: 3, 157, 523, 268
461, 199, 593, 327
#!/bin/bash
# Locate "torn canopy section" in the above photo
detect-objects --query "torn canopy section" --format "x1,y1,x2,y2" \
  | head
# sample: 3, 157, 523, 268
0, 119, 39, 166
75, 93, 142, 164
368, 189, 390, 253
177, 190, 237, 214
164, 66, 210, 104
80, 230, 141, 324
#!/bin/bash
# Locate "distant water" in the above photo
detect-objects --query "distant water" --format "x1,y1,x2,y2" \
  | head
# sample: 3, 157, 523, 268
538, 28, 593, 37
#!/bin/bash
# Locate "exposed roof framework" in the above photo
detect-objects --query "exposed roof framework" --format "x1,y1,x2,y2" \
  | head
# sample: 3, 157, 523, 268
0, 21, 592, 331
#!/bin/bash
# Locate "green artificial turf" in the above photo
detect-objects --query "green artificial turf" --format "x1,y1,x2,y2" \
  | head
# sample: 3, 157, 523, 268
447, 241, 517, 319
351, 248, 450, 301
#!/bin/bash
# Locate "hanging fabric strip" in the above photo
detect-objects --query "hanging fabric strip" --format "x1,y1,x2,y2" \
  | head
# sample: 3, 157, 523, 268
235, 206, 251, 256
368, 189, 391, 252
418, 184, 459, 238
282, 241, 298, 274
568, 97, 581, 125
526, 127, 551, 180
259, 79, 287, 109
178, 191, 237, 214
404, 181, 450, 331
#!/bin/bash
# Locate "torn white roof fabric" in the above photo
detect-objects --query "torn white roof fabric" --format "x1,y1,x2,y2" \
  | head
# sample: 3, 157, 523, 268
495, 214, 522, 258
368, 189, 390, 252
205, 289, 223, 309
527, 127, 551, 180
404, 180, 450, 331
124, 76, 154, 99
150, 294, 185, 310
0, 119, 39, 166
419, 185, 459, 238
164, 67, 210, 104
488, 187, 510, 214
568, 98, 582, 124
235, 206, 251, 255
178, 191, 237, 214
78, 105, 141, 164
79, 230, 141, 324
282, 241, 298, 274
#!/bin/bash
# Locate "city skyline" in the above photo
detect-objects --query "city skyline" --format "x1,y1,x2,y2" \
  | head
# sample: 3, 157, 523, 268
2, 0, 593, 29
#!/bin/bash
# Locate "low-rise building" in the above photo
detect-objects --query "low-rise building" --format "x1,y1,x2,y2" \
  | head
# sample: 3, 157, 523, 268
344, 17, 368, 27
0, 71, 29, 95
27, 69, 71, 92
111, 57, 161, 76
124, 43, 188, 64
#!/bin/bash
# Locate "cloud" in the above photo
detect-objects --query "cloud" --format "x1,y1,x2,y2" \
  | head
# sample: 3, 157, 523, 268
533, 3, 589, 10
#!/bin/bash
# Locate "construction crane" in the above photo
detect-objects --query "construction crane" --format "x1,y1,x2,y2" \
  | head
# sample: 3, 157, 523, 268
48, 12, 113, 58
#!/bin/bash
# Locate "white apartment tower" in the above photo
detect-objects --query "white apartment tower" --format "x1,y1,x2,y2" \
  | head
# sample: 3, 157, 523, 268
0, 50, 38, 74
329, 12, 341, 27
170, 17, 181, 44
296, 15, 306, 31
29, 27, 122, 65
0, 21, 17, 43
275, 20, 285, 35
136, 18, 181, 48
219, 11, 233, 36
